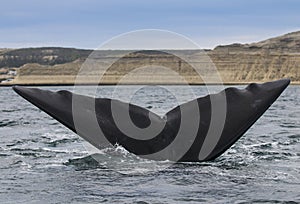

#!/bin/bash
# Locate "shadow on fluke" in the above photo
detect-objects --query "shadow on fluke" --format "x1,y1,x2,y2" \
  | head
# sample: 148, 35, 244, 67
13, 79, 290, 162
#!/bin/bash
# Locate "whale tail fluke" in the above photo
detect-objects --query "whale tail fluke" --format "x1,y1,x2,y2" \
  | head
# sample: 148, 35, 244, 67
13, 78, 290, 162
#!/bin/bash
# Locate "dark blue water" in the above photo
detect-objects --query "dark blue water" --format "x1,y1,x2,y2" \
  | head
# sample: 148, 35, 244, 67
0, 85, 299, 203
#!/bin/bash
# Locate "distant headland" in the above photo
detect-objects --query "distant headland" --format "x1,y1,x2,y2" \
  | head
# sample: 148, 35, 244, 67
1, 31, 300, 85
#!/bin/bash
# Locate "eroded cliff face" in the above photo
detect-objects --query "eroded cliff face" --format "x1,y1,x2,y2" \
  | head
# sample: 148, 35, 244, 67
208, 31, 300, 83
2, 31, 300, 84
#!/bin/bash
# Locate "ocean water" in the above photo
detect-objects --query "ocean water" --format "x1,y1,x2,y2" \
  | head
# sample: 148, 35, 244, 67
0, 85, 299, 203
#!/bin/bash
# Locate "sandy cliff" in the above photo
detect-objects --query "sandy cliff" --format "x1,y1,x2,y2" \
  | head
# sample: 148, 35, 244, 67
1, 31, 300, 85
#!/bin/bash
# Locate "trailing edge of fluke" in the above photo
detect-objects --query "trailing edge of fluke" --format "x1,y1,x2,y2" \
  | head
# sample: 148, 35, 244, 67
13, 79, 290, 162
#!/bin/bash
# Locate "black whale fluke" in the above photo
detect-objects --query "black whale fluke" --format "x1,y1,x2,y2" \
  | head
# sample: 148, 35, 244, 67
13, 79, 290, 162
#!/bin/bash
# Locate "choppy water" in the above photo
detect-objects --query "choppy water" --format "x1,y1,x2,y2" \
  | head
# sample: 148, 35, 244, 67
0, 85, 299, 203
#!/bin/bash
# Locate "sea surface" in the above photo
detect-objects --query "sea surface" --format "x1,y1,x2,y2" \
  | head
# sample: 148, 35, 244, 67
0, 85, 299, 203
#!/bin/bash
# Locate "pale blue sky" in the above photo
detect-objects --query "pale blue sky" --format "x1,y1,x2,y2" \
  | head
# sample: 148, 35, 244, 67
1, 0, 300, 49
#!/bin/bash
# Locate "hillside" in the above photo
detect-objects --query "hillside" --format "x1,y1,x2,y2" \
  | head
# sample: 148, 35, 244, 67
209, 31, 300, 83
1, 31, 300, 85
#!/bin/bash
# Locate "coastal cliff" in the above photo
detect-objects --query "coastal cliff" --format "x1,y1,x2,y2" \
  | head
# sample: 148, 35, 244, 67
1, 31, 300, 85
